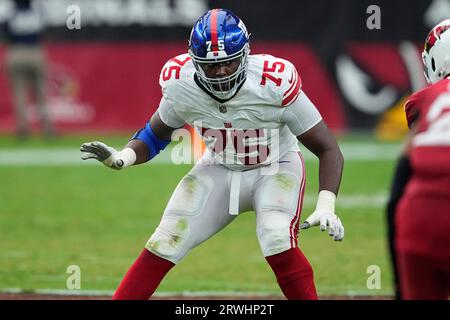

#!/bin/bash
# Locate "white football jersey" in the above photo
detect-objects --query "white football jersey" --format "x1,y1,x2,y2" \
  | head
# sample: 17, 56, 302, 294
158, 53, 322, 171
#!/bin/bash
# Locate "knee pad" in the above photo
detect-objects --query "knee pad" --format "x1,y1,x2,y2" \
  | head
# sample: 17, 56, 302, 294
257, 211, 294, 257
145, 215, 191, 264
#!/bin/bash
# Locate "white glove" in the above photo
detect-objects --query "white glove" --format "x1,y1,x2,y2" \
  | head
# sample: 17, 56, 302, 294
299, 190, 344, 241
80, 141, 136, 170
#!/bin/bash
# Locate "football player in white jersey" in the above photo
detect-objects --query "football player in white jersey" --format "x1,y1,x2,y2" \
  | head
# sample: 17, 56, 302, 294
80, 9, 344, 300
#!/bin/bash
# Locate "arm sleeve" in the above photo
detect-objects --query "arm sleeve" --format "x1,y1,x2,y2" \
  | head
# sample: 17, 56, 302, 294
387, 155, 412, 212
131, 122, 170, 161
157, 97, 185, 129
404, 95, 419, 129
279, 91, 323, 136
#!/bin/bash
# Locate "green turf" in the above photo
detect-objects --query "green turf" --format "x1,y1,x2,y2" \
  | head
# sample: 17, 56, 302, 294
0, 135, 398, 296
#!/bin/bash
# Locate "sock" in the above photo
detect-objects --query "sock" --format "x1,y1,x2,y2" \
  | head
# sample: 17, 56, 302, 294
265, 247, 318, 300
112, 248, 175, 300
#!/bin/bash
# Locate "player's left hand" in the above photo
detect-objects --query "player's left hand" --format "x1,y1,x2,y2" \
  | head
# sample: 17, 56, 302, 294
300, 210, 344, 241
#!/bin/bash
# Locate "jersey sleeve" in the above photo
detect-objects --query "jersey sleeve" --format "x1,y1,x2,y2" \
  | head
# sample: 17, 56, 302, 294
279, 91, 323, 136
258, 55, 303, 107
279, 61, 302, 107
158, 53, 191, 105
157, 97, 185, 129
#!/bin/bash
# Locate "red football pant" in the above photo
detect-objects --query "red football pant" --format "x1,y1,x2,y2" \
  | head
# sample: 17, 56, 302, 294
112, 248, 174, 300
398, 251, 450, 300
266, 247, 318, 300
396, 194, 450, 300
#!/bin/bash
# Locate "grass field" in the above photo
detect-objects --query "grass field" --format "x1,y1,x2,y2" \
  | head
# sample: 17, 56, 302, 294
0, 134, 400, 297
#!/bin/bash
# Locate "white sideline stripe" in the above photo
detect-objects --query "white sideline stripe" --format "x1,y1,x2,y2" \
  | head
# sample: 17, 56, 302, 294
0, 191, 387, 209
0, 288, 392, 297
0, 193, 387, 211
0, 143, 401, 166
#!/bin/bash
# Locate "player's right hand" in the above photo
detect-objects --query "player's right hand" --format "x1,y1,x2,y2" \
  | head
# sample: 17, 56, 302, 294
80, 141, 125, 170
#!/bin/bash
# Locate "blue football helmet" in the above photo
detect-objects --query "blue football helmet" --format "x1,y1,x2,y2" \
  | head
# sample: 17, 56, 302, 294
188, 9, 250, 99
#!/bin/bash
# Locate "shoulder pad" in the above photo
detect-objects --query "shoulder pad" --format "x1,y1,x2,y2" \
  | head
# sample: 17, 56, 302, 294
159, 54, 192, 97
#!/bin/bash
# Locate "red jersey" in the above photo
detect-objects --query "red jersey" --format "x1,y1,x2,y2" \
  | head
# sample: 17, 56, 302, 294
404, 78, 450, 197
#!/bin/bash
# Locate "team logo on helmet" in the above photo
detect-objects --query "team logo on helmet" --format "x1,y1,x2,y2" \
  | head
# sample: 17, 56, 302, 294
425, 24, 450, 53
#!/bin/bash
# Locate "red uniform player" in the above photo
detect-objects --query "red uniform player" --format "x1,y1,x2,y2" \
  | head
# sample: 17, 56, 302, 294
396, 19, 450, 300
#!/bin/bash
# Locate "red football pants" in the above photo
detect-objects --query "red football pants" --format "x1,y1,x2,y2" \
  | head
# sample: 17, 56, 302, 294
397, 251, 450, 300
396, 194, 450, 300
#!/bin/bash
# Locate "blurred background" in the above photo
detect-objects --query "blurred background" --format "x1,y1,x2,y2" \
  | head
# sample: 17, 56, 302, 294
0, 0, 448, 299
